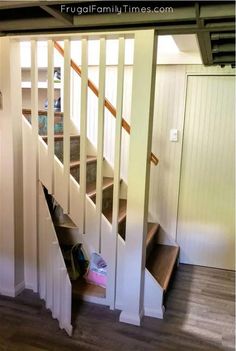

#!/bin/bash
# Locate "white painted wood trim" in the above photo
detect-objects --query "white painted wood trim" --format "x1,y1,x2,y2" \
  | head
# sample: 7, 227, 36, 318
119, 30, 157, 325
110, 36, 125, 310
79, 38, 88, 234
63, 39, 71, 213
31, 40, 38, 141
95, 37, 106, 253
47, 39, 55, 194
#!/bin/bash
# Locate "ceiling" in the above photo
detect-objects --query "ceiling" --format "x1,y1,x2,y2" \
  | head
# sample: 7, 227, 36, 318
0, 1, 235, 66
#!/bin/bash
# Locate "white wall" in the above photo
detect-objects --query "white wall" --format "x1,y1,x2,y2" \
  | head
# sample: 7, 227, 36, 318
149, 64, 234, 247
80, 63, 235, 268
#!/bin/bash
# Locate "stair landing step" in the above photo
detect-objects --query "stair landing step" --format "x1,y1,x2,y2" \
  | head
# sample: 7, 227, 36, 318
72, 278, 106, 299
146, 244, 179, 291
87, 177, 114, 198
42, 134, 80, 141
70, 156, 97, 168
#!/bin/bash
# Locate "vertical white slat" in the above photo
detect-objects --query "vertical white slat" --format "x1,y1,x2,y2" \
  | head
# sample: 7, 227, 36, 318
31, 40, 38, 143
30, 40, 39, 293
79, 38, 88, 234
45, 218, 53, 310
59, 267, 72, 335
38, 193, 46, 299
52, 241, 60, 319
95, 37, 106, 252
119, 30, 157, 326
110, 37, 125, 309
63, 39, 71, 213
47, 40, 54, 194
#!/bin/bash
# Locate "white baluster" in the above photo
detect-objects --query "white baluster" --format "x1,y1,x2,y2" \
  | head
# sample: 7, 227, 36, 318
79, 38, 88, 233
47, 40, 54, 194
110, 36, 125, 309
96, 37, 106, 252
63, 39, 71, 213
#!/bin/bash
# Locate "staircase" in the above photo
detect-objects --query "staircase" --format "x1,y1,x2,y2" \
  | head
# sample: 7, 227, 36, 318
23, 108, 179, 310
21, 31, 179, 335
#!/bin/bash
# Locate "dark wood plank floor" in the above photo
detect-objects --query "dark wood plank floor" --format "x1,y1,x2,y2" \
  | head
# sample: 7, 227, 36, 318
0, 264, 234, 351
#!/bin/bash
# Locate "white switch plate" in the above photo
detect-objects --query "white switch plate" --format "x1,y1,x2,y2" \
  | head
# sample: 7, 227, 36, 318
170, 129, 178, 142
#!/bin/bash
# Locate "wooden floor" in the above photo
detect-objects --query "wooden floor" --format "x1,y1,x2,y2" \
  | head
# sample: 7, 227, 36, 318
0, 264, 234, 351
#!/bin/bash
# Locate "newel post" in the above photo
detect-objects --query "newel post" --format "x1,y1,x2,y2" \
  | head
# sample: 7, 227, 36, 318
119, 29, 157, 326
0, 38, 24, 296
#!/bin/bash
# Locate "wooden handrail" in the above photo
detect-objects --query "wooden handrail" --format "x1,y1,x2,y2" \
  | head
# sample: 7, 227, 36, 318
22, 108, 63, 117
54, 41, 159, 165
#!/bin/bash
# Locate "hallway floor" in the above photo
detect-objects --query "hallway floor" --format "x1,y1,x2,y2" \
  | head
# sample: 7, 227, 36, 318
0, 264, 234, 351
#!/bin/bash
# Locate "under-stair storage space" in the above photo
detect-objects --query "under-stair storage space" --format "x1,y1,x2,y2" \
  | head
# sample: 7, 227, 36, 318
44, 190, 108, 305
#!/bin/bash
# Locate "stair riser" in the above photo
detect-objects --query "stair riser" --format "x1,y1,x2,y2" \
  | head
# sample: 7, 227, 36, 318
91, 185, 114, 213
54, 138, 80, 163
25, 114, 63, 135
146, 238, 156, 261
71, 161, 97, 185
118, 219, 126, 240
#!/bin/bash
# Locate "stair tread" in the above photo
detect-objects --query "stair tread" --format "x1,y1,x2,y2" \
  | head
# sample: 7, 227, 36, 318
146, 223, 159, 247
70, 156, 97, 168
72, 278, 106, 299
103, 199, 127, 223
42, 134, 79, 141
54, 214, 77, 229
87, 177, 114, 197
146, 244, 179, 291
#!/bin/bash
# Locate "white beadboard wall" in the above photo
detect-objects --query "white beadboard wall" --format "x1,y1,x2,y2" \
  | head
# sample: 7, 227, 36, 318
177, 75, 235, 269
79, 63, 234, 252
149, 64, 235, 248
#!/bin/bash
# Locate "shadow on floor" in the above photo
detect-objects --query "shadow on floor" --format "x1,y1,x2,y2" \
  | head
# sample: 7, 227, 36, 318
0, 264, 234, 351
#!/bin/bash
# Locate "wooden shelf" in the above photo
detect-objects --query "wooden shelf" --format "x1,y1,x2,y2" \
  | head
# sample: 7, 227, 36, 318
72, 278, 106, 299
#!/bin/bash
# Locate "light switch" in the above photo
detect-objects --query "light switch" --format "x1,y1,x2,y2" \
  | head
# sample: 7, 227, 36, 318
170, 129, 178, 142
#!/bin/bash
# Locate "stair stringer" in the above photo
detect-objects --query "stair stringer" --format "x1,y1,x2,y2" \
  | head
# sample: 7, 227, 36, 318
115, 237, 165, 318
144, 270, 165, 319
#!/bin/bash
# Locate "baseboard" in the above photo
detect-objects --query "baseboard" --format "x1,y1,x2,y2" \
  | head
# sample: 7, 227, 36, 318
119, 308, 144, 326
0, 280, 25, 297
15, 281, 25, 296
25, 283, 38, 293
144, 305, 165, 319
0, 287, 16, 297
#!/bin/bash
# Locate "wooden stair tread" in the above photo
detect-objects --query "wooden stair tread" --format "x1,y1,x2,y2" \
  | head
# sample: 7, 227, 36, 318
87, 177, 114, 198
42, 134, 79, 141
146, 244, 179, 291
146, 223, 159, 247
72, 278, 106, 299
70, 156, 97, 168
54, 214, 77, 229
103, 199, 127, 223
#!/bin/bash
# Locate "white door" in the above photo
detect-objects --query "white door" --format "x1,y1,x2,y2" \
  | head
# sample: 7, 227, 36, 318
177, 75, 235, 270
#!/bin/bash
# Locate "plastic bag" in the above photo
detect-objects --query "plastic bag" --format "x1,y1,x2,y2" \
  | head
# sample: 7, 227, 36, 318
85, 253, 107, 288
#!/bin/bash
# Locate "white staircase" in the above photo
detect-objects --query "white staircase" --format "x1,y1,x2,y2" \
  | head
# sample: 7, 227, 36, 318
22, 30, 179, 335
